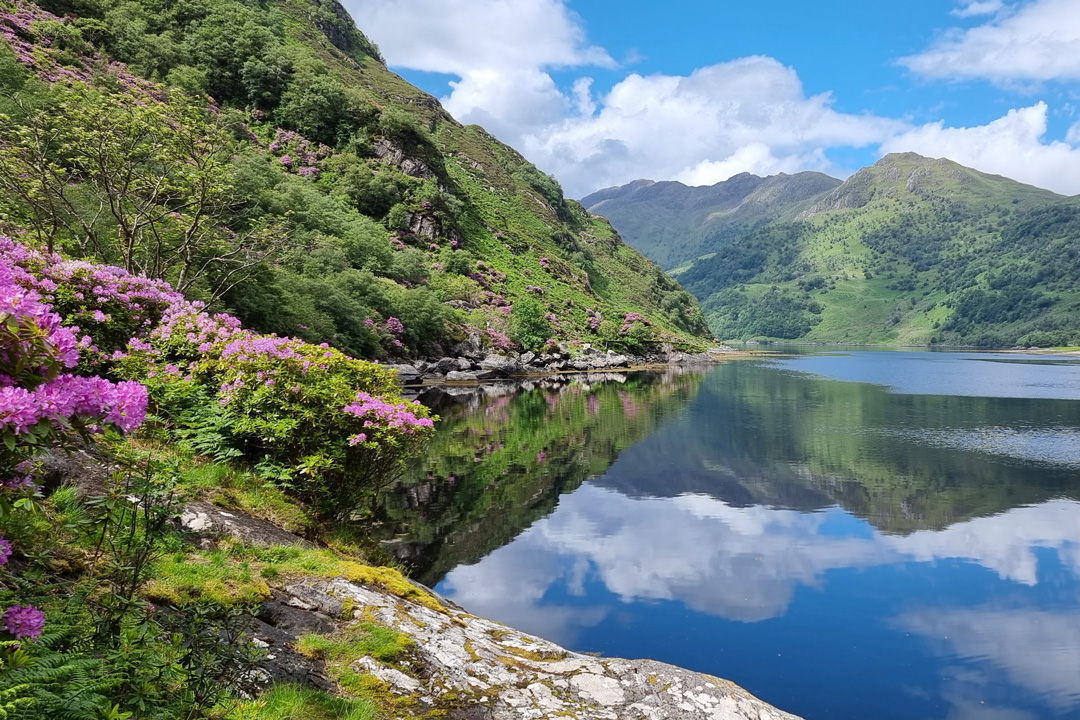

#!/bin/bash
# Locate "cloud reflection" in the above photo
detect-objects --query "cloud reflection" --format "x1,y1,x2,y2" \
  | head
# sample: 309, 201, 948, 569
440, 488, 1080, 661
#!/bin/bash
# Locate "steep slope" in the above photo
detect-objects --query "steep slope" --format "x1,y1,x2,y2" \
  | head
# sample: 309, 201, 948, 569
675, 153, 1080, 345
0, 0, 712, 360
582, 171, 841, 269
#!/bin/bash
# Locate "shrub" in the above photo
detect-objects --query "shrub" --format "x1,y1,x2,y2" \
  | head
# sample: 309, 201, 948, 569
509, 298, 550, 353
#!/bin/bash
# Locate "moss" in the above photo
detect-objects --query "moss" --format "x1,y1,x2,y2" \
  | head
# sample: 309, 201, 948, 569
297, 623, 414, 666
144, 551, 272, 606
226, 684, 376, 720
463, 639, 480, 663
501, 646, 568, 663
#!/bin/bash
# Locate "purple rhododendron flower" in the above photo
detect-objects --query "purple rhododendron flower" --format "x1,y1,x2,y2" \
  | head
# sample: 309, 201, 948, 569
0, 538, 11, 565
3, 605, 44, 640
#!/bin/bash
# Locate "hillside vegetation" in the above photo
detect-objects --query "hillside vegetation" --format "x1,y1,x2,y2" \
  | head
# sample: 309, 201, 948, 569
582, 172, 841, 270
0, 0, 711, 361
596, 154, 1080, 346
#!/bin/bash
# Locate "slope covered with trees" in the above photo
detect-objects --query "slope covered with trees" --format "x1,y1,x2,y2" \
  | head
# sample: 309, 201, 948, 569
582, 172, 841, 270
0, 0, 712, 361
596, 154, 1080, 346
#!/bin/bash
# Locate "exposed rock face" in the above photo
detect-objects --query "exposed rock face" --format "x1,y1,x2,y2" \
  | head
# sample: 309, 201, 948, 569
279, 576, 803, 720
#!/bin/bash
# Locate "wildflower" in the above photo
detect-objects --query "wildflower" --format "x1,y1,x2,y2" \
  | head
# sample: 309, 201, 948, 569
3, 605, 44, 640
0, 538, 11, 565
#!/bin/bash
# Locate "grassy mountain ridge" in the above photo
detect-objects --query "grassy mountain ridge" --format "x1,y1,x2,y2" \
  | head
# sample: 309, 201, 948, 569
598, 153, 1080, 346
0, 0, 712, 360
582, 171, 841, 269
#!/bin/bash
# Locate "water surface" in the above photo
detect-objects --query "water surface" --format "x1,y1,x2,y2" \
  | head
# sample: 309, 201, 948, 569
380, 351, 1080, 720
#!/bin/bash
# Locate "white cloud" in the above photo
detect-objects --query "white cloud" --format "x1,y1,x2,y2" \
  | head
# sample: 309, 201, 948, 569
951, 0, 1005, 18
901, 0, 1080, 83
880, 102, 1080, 194
345, 0, 611, 75
899, 608, 1080, 709
1067, 119, 1080, 145
519, 58, 903, 196
347, 0, 1080, 198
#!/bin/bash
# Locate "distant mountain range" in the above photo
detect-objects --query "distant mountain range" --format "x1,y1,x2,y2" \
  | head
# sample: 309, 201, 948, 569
584, 153, 1080, 346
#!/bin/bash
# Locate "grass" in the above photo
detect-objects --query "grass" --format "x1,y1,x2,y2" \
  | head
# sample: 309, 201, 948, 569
144, 541, 445, 612
296, 623, 414, 667
227, 684, 376, 720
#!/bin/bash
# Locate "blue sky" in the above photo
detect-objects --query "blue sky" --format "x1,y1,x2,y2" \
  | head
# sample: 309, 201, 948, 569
344, 0, 1080, 198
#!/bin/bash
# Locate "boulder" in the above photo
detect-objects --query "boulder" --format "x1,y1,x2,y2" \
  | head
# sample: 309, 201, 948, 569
478, 353, 522, 377
385, 364, 423, 385
445, 371, 479, 383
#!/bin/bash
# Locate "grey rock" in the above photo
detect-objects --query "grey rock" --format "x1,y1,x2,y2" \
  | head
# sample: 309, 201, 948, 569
385, 364, 423, 385
445, 371, 479, 383
431, 357, 458, 375
278, 576, 804, 720
478, 353, 522, 377
179, 501, 313, 548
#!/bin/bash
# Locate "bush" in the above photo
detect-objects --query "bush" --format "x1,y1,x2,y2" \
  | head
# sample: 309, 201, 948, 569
509, 298, 550, 353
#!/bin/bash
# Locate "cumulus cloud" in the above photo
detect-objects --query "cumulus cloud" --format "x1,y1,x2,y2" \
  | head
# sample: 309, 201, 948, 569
901, 0, 1080, 83
880, 103, 1080, 195
951, 0, 1005, 18
898, 608, 1080, 709
347, 0, 1080, 197
517, 58, 904, 195
345, 0, 611, 75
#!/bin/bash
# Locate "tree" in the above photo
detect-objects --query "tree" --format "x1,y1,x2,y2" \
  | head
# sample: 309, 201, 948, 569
510, 298, 551, 353
0, 84, 286, 301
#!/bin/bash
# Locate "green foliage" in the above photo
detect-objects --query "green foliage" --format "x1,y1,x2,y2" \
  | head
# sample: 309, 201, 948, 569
509, 298, 549, 353
668, 154, 1080, 345
228, 685, 375, 720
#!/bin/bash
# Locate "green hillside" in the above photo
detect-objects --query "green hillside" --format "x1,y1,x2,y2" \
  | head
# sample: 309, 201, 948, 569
582, 171, 841, 269
645, 154, 1080, 346
0, 0, 711, 359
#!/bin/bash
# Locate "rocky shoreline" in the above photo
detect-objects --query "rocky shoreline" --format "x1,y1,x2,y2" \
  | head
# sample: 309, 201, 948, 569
386, 342, 743, 386
179, 502, 804, 720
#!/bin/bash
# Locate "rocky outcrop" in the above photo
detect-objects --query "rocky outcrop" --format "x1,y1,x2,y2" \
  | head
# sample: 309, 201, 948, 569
386, 346, 741, 386
271, 575, 803, 720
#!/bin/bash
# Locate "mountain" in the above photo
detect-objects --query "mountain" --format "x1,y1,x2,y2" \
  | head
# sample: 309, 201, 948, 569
581, 171, 841, 269
0, 0, 712, 361
595, 153, 1080, 346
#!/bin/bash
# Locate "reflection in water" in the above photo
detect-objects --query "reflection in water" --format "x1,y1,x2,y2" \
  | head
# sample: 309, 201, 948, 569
383, 352, 1080, 720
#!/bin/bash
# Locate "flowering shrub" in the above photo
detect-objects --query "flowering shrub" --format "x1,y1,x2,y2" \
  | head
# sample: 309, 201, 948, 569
2, 605, 44, 640
1, 234, 434, 515
620, 312, 647, 335
0, 250, 147, 488
268, 128, 330, 179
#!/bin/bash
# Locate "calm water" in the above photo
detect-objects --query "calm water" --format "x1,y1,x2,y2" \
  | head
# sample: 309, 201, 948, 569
379, 350, 1080, 720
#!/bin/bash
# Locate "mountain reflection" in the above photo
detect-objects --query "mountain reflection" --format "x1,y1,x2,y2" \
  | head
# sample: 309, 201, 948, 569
383, 351, 1080, 720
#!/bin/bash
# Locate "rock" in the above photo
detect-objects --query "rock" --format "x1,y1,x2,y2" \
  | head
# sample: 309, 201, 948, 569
179, 501, 314, 548
430, 357, 458, 375
519, 351, 536, 366
445, 371, 479, 383
455, 357, 474, 371
385, 364, 423, 385
478, 353, 522, 377
277, 576, 804, 720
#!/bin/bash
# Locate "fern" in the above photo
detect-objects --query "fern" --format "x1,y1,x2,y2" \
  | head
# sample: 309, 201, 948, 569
173, 392, 243, 463
0, 632, 113, 720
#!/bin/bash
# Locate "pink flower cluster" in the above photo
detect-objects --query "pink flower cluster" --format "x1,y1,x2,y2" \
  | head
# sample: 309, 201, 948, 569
3, 604, 44, 640
526, 285, 545, 295
539, 257, 549, 269
268, 129, 329, 179
585, 307, 603, 331
1, 2, 161, 96
0, 376, 146, 435
0, 253, 147, 444
343, 391, 434, 446
620, 312, 647, 335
